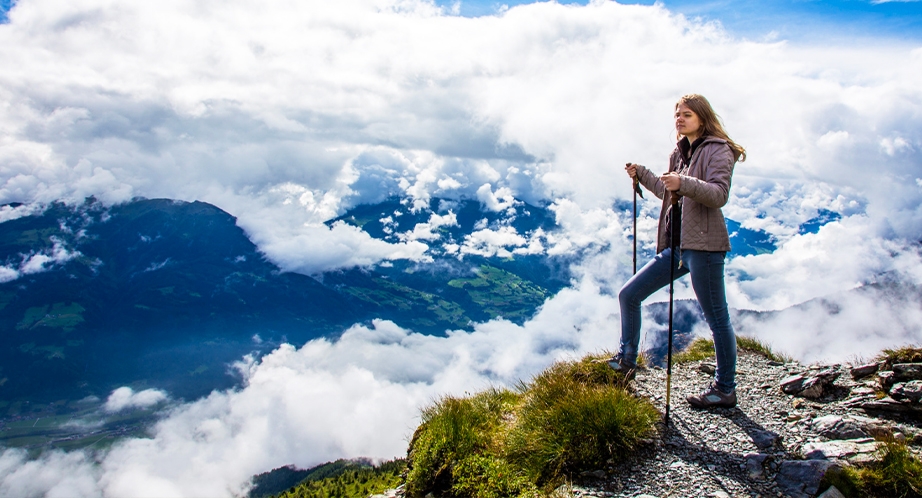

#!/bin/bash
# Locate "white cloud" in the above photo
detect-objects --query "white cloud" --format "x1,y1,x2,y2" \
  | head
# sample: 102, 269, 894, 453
1, 237, 82, 282
0, 281, 624, 498
397, 211, 458, 242
103, 387, 169, 413
2, 0, 922, 495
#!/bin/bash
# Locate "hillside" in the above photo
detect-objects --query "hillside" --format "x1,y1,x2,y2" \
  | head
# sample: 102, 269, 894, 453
0, 196, 571, 406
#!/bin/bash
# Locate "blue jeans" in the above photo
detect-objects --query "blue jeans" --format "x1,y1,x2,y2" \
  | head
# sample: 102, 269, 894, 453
618, 248, 737, 393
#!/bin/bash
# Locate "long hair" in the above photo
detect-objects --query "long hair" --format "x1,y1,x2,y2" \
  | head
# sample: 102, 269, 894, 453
676, 94, 746, 163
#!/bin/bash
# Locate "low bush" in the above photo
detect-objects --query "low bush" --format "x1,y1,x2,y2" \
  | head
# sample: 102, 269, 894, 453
404, 355, 659, 497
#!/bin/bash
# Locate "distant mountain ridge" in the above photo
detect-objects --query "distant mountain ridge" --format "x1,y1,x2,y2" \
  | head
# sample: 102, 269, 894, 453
0, 196, 570, 405
0, 194, 812, 408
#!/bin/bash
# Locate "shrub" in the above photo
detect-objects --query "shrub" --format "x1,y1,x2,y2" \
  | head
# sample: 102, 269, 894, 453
404, 356, 659, 497
451, 455, 539, 498
506, 369, 658, 486
405, 388, 519, 497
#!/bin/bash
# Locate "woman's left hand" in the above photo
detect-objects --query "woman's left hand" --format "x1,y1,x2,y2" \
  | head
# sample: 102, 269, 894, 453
661, 172, 681, 191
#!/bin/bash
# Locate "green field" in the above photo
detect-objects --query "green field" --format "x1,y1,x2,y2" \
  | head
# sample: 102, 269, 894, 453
0, 399, 157, 456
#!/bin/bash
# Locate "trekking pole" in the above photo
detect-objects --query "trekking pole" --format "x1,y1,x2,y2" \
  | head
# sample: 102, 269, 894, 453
664, 193, 679, 425
628, 163, 643, 275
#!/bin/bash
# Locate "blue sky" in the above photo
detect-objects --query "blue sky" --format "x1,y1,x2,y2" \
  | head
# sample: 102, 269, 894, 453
435, 0, 922, 42
3, 0, 920, 40
0, 0, 11, 23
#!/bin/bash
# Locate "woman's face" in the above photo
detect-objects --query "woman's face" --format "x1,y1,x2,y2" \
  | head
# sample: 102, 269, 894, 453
675, 103, 702, 139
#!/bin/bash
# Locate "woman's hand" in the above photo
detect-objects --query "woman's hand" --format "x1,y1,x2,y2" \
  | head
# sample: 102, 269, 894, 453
661, 172, 681, 191
625, 163, 638, 179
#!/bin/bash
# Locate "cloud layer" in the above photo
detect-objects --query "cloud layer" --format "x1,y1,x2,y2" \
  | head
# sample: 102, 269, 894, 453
1, 0, 921, 496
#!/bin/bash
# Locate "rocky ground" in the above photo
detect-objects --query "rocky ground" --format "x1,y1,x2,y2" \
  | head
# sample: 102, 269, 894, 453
376, 349, 922, 498
567, 350, 922, 498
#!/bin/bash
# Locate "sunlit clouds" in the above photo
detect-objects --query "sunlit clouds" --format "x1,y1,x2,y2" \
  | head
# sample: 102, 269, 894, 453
1, 0, 921, 496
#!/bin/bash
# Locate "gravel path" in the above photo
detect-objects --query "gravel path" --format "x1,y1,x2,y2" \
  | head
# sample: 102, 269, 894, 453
567, 350, 917, 498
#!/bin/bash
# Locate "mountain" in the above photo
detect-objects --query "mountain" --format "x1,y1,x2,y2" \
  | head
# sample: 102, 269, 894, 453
0, 197, 569, 405
0, 193, 801, 408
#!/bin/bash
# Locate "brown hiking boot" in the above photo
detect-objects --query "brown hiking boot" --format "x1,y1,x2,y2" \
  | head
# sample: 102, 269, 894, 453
687, 383, 737, 409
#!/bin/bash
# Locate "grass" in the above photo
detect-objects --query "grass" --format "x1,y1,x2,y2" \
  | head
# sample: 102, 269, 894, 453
404, 355, 659, 497
673, 335, 791, 365
821, 437, 922, 498
876, 345, 922, 369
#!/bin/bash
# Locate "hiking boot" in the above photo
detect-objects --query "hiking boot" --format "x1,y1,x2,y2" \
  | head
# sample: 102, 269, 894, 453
687, 383, 737, 409
595, 354, 637, 380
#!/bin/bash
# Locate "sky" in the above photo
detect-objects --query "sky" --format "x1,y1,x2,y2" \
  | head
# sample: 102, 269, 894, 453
0, 0, 921, 496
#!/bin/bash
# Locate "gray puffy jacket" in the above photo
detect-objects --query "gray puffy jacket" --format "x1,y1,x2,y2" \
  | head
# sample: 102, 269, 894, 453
634, 136, 736, 254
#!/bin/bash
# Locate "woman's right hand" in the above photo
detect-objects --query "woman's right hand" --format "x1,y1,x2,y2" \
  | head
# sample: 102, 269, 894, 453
625, 163, 638, 179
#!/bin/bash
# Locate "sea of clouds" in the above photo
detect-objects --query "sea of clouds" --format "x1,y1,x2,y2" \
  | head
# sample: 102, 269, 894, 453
1, 0, 921, 496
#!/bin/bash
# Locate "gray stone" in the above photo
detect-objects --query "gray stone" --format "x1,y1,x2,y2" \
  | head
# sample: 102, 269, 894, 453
812, 415, 870, 440
803, 439, 878, 460
861, 396, 921, 413
894, 363, 922, 381
751, 429, 781, 449
891, 380, 922, 403
850, 363, 880, 380
781, 370, 840, 398
776, 460, 843, 498
699, 362, 716, 375
744, 452, 768, 479
817, 485, 846, 498
879, 370, 896, 390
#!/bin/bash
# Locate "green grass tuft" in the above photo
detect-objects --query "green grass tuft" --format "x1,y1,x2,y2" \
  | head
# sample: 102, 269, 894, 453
736, 335, 792, 363
672, 337, 715, 364
672, 336, 790, 365
821, 437, 922, 498
876, 344, 922, 369
405, 388, 521, 497
404, 356, 659, 497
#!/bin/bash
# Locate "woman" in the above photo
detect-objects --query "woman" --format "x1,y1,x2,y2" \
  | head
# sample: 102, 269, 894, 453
612, 94, 746, 409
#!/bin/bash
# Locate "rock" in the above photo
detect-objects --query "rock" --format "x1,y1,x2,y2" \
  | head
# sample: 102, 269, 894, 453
894, 363, 922, 381
860, 396, 921, 413
707, 492, 730, 498
803, 439, 878, 460
580, 469, 607, 479
750, 429, 781, 449
811, 415, 870, 440
850, 363, 880, 380
879, 370, 896, 390
776, 460, 843, 498
817, 485, 846, 498
743, 452, 768, 480
699, 362, 716, 375
781, 375, 808, 394
781, 369, 840, 398
849, 386, 876, 396
891, 380, 922, 403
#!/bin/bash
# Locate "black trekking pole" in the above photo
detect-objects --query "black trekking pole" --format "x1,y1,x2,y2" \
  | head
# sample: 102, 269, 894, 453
630, 167, 643, 274
664, 194, 680, 424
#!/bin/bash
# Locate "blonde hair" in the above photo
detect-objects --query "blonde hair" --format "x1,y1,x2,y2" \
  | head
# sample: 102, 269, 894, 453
676, 94, 746, 163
